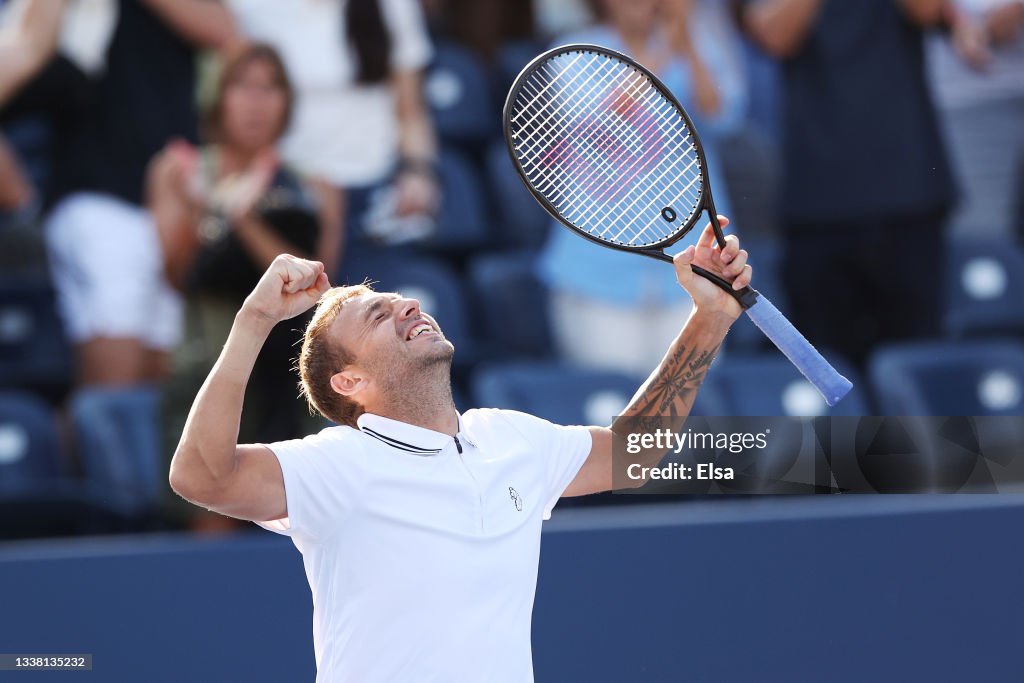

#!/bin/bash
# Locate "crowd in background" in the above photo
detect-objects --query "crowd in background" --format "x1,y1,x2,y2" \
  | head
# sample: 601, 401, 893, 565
0, 0, 1022, 535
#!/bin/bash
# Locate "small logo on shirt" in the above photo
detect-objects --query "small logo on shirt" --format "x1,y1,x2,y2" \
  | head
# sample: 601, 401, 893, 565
509, 487, 523, 512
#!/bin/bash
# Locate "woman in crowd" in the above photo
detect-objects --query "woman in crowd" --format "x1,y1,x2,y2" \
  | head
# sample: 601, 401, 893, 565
536, 0, 747, 375
149, 42, 341, 455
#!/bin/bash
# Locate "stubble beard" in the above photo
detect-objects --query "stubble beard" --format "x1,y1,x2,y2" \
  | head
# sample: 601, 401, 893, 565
374, 340, 456, 421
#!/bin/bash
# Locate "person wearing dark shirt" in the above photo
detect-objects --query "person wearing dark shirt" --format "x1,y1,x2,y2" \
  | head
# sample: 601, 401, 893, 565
42, 0, 235, 521
740, 0, 956, 368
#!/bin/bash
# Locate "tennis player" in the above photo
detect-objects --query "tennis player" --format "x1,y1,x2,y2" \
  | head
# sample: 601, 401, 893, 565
169, 218, 751, 682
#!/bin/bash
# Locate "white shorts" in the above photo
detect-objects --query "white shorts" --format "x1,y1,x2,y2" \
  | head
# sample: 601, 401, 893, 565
44, 192, 183, 351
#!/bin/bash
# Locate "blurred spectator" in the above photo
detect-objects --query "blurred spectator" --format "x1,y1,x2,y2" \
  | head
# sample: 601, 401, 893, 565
225, 0, 438, 269
422, 0, 536, 61
534, 0, 592, 37
151, 43, 340, 448
928, 0, 1024, 240
739, 0, 956, 369
536, 0, 747, 375
40, 0, 235, 521
0, 0, 71, 232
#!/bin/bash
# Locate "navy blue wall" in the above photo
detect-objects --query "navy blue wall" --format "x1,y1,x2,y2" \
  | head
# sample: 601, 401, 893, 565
2, 497, 1022, 682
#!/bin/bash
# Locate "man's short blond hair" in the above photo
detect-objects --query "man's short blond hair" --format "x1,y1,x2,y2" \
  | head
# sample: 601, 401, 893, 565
298, 284, 373, 427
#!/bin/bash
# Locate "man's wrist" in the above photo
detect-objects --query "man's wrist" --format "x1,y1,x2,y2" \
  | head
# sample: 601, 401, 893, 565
235, 305, 278, 338
690, 304, 741, 332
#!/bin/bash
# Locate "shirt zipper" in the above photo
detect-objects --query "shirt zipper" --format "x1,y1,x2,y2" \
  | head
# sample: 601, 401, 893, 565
453, 435, 484, 533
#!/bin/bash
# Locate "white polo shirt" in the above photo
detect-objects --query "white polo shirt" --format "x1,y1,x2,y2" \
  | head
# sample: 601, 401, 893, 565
256, 409, 593, 683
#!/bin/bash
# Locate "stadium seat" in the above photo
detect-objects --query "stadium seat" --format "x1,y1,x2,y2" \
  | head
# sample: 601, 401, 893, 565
869, 340, 1024, 415
466, 251, 554, 359
342, 253, 476, 366
424, 41, 496, 146
945, 240, 1024, 338
471, 360, 727, 425
472, 361, 643, 425
432, 149, 489, 250
0, 391, 63, 485
710, 352, 868, 416
484, 140, 551, 249
0, 390, 111, 536
0, 274, 73, 400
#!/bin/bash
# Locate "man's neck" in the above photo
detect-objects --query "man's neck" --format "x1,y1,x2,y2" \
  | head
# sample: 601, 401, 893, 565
371, 367, 459, 436
373, 403, 459, 436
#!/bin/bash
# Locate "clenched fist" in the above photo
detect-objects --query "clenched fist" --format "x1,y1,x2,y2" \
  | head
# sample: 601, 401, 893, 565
241, 254, 331, 325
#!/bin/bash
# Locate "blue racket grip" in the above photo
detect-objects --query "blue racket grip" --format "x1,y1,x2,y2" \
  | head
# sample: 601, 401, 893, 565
744, 293, 853, 406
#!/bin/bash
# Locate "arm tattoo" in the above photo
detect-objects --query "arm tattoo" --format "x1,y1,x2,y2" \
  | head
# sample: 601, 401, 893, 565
619, 342, 720, 434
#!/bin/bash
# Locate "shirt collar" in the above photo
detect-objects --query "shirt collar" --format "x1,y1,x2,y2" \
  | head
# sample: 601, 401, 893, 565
357, 412, 475, 455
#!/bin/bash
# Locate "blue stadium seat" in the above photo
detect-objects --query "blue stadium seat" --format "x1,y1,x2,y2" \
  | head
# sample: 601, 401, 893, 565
869, 340, 1024, 415
0, 391, 109, 536
710, 352, 868, 416
945, 240, 1024, 338
0, 391, 63, 486
467, 251, 553, 359
484, 140, 551, 249
424, 42, 496, 145
343, 253, 476, 365
724, 238, 791, 353
0, 274, 73, 399
431, 149, 489, 250
471, 361, 644, 425
471, 361, 726, 425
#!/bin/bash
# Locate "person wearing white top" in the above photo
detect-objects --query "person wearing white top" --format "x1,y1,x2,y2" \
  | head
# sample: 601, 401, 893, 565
928, 0, 1024, 239
168, 217, 755, 682
226, 0, 440, 252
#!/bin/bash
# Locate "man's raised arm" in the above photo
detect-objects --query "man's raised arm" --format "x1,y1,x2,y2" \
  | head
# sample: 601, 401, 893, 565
168, 254, 329, 521
564, 218, 752, 498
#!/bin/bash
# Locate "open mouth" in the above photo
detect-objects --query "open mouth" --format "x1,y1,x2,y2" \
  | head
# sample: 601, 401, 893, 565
406, 322, 435, 341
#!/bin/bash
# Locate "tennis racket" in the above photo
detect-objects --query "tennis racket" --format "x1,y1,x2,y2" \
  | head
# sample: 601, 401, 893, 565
503, 44, 852, 406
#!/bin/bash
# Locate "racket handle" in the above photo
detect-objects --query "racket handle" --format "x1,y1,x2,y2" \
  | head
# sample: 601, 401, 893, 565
744, 293, 853, 406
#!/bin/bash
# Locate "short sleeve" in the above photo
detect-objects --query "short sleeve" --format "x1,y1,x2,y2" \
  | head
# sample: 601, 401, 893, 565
382, 0, 433, 71
254, 427, 365, 545
497, 411, 593, 520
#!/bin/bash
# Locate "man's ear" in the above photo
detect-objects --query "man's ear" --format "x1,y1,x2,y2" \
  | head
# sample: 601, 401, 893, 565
330, 369, 367, 397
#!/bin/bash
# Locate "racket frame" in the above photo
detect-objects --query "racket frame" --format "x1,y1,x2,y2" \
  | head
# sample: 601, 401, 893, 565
503, 43, 758, 309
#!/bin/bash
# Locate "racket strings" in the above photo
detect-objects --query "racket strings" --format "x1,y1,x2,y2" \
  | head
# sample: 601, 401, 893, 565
520, 62, 704, 245
509, 51, 704, 247
523, 69, 668, 207
514, 63, 665, 200
514, 62, 636, 173
512, 54, 704, 218
519, 69, 659, 209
